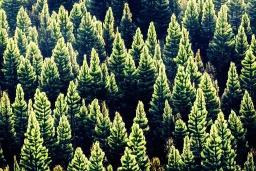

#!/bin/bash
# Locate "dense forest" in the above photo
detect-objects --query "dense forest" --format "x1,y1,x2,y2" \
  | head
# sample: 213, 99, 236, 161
0, 0, 256, 170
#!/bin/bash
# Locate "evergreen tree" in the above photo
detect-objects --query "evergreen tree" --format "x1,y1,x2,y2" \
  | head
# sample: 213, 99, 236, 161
0, 28, 8, 67
14, 28, 28, 57
166, 145, 185, 171
0, 9, 9, 31
162, 100, 175, 141
235, 25, 249, 71
246, 0, 256, 33
186, 56, 202, 86
201, 124, 222, 170
67, 147, 88, 171
103, 7, 115, 56
129, 27, 144, 67
181, 136, 195, 170
163, 14, 181, 81
57, 6, 74, 43
108, 112, 128, 168
221, 62, 243, 115
241, 13, 253, 43
133, 101, 149, 134
118, 147, 140, 171
244, 152, 255, 171
31, 0, 47, 27
55, 115, 73, 168
88, 141, 105, 171
240, 48, 256, 97
199, 72, 221, 122
17, 56, 36, 99
208, 5, 235, 90
52, 37, 73, 92
12, 84, 27, 149
39, 58, 60, 102
53, 93, 68, 128
20, 109, 50, 171
70, 3, 82, 38
67, 42, 80, 79
127, 123, 150, 171
27, 26, 39, 44
16, 7, 31, 36
106, 73, 119, 117
145, 22, 157, 57
239, 90, 256, 145
173, 118, 188, 152
171, 65, 196, 120
120, 3, 134, 48
228, 110, 248, 165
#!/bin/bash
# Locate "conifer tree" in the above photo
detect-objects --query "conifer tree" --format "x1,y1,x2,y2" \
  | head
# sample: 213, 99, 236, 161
31, 0, 47, 27
199, 72, 220, 122
153, 43, 163, 72
55, 115, 73, 168
221, 62, 243, 115
240, 48, 256, 97
33, 89, 55, 154
172, 66, 196, 120
145, 22, 157, 57
166, 145, 185, 171
208, 5, 235, 89
127, 123, 150, 171
16, 7, 31, 36
17, 56, 36, 99
20, 109, 50, 171
52, 37, 73, 92
163, 13, 181, 81
67, 147, 88, 171
173, 118, 188, 152
244, 152, 255, 171
53, 93, 68, 128
129, 27, 144, 67
27, 26, 38, 45
188, 88, 207, 167
162, 100, 175, 141
239, 91, 256, 145
0, 28, 8, 65
106, 73, 119, 117
133, 101, 149, 134
108, 112, 128, 168
246, 0, 256, 33
103, 7, 115, 56
201, 124, 222, 170
57, 6, 74, 43
47, 19, 63, 56
0, 9, 9, 31
70, 3, 82, 38
118, 147, 140, 171
88, 141, 105, 171
108, 29, 127, 85
2, 38, 20, 96
181, 136, 195, 170
67, 42, 79, 79
0, 92, 17, 158
12, 84, 27, 148
14, 28, 28, 57
241, 13, 253, 43
39, 58, 60, 102
228, 110, 248, 165
235, 25, 249, 71
120, 3, 134, 48
186, 56, 202, 86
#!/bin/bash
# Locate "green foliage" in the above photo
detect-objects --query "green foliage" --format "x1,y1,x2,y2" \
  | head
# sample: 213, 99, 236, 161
181, 136, 195, 170
186, 56, 202, 86
53, 93, 68, 128
246, 0, 256, 33
16, 7, 31, 36
67, 147, 88, 171
146, 22, 157, 57
103, 7, 115, 56
88, 141, 105, 171
162, 100, 175, 141
241, 13, 253, 43
0, 9, 9, 31
67, 42, 79, 79
0, 144, 6, 169
244, 152, 255, 171
70, 3, 82, 38
133, 101, 149, 134
14, 28, 27, 57
129, 27, 144, 67
118, 147, 140, 171
166, 145, 185, 171
173, 118, 188, 152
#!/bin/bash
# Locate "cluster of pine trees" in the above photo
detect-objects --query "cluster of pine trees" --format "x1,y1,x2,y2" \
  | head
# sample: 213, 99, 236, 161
0, 0, 256, 170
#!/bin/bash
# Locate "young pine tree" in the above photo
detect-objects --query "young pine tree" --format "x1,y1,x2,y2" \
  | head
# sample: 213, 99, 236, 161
162, 100, 175, 142
173, 118, 189, 152
166, 145, 185, 171
241, 13, 253, 43
103, 7, 115, 56
67, 147, 88, 171
133, 101, 149, 134
129, 27, 144, 67
87, 141, 105, 171
246, 0, 256, 33
145, 22, 157, 57
181, 136, 195, 171
16, 7, 31, 36
244, 152, 255, 171
118, 147, 140, 171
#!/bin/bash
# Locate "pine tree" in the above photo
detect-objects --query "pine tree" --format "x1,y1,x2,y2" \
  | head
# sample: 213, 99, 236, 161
188, 88, 207, 167
199, 72, 220, 122
246, 0, 256, 33
235, 25, 249, 72
240, 48, 256, 97
12, 84, 27, 149
55, 115, 73, 168
118, 147, 140, 171
208, 5, 235, 90
67, 147, 88, 171
127, 123, 150, 170
88, 141, 105, 171
173, 118, 188, 152
182, 0, 200, 51
186, 56, 202, 86
120, 3, 134, 48
181, 136, 195, 170
171, 65, 196, 120
133, 101, 149, 134
17, 56, 36, 99
70, 3, 82, 38
33, 89, 55, 155
201, 124, 222, 170
67, 42, 79, 79
145, 22, 157, 57
0, 9, 9, 31
162, 100, 175, 141
0, 28, 8, 66
166, 145, 185, 171
52, 37, 73, 92
103, 7, 115, 56
14, 28, 28, 57
108, 29, 127, 85
39, 58, 60, 102
27, 26, 39, 45
108, 112, 128, 168
2, 38, 20, 97
244, 152, 255, 171
20, 109, 50, 171
239, 90, 256, 145
241, 13, 253, 44
228, 110, 248, 165
57, 6, 74, 43
31, 0, 47, 27
129, 27, 144, 67
0, 92, 17, 159
53, 93, 68, 128
16, 7, 31, 36
221, 62, 243, 115
106, 73, 119, 117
